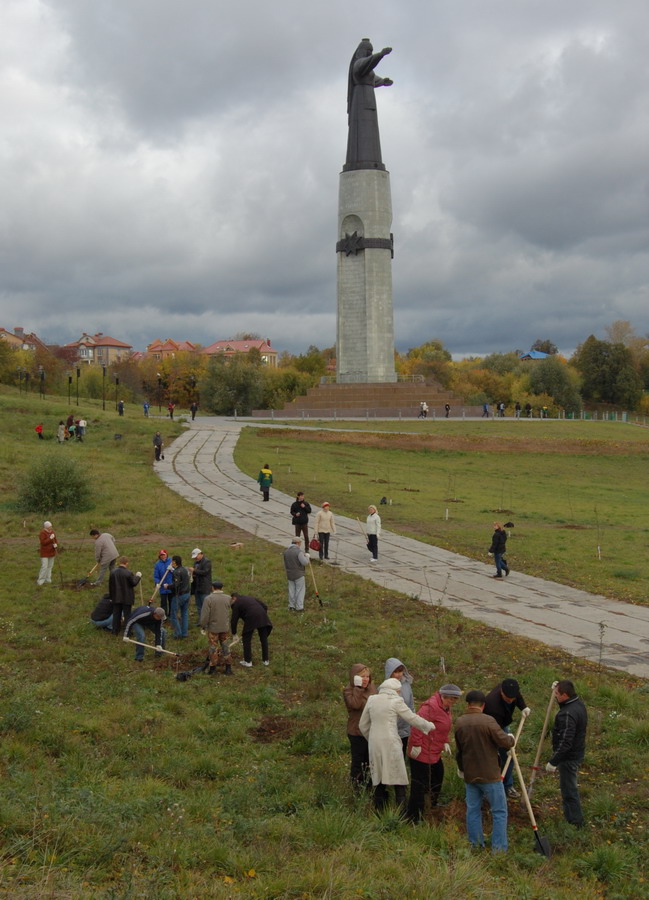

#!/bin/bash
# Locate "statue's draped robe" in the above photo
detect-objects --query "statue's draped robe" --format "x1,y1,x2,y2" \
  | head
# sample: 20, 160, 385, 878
345, 52, 386, 170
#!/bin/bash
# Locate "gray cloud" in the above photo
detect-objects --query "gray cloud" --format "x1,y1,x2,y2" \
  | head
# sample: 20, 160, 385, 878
2, 0, 649, 357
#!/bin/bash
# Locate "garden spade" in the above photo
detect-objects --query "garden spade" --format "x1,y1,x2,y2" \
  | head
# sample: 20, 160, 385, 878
500, 708, 528, 783
511, 746, 552, 858
149, 560, 174, 605
527, 682, 558, 799
308, 561, 323, 607
76, 563, 98, 587
122, 637, 180, 657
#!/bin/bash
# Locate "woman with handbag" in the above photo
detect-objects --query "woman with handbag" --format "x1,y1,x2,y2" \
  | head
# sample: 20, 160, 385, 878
314, 502, 336, 560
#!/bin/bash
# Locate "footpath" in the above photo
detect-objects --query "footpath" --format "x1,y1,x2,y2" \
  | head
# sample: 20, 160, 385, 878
155, 418, 649, 679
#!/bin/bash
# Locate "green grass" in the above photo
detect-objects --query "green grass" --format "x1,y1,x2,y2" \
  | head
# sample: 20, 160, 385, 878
233, 422, 649, 605
0, 387, 648, 898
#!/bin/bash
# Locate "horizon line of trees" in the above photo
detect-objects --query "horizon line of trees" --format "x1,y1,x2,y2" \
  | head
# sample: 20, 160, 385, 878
1, 321, 648, 416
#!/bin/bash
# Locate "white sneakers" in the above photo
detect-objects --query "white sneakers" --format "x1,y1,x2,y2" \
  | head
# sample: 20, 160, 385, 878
369, 558, 378, 563
263, 661, 269, 666
239, 660, 252, 668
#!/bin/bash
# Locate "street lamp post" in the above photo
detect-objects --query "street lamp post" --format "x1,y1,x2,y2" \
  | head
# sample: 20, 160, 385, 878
102, 366, 106, 411
76, 367, 81, 406
39, 366, 45, 399
68, 373, 72, 405
114, 376, 120, 411
157, 373, 162, 412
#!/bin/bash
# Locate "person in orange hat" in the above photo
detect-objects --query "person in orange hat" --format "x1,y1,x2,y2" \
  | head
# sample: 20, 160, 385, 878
153, 549, 174, 616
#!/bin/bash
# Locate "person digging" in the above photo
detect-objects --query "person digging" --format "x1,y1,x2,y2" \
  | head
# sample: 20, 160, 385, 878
199, 580, 234, 676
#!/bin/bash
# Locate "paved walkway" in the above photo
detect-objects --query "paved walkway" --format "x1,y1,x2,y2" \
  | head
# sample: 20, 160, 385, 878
155, 419, 649, 679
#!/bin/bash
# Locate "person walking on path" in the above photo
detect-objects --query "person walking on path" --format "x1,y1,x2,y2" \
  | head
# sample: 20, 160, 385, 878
384, 658, 415, 754
230, 591, 273, 667
314, 502, 336, 560
483, 678, 531, 799
123, 605, 166, 661
200, 580, 234, 675
109, 557, 142, 635
545, 680, 587, 827
488, 522, 509, 579
283, 537, 310, 611
343, 663, 378, 794
290, 492, 312, 548
190, 548, 212, 621
359, 678, 435, 814
454, 689, 515, 853
90, 529, 119, 585
257, 463, 273, 501
170, 555, 190, 638
190, 401, 198, 421
482, 403, 490, 418
514, 401, 521, 418
118, 400, 124, 416
153, 549, 174, 617
366, 505, 381, 562
406, 683, 463, 822
143, 400, 150, 417
153, 431, 163, 461
167, 401, 175, 420
37, 521, 58, 585
444, 403, 451, 418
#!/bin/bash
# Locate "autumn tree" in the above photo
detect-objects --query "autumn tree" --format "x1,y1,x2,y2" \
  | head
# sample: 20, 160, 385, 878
572, 336, 643, 408
531, 338, 558, 355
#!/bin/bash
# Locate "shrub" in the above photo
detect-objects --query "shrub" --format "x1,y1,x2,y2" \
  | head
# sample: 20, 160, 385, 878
16, 453, 94, 514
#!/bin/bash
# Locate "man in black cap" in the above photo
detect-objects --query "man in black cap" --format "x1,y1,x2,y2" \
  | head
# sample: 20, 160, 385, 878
483, 678, 531, 799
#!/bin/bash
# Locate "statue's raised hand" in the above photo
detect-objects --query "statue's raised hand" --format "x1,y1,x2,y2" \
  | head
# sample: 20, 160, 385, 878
381, 47, 393, 55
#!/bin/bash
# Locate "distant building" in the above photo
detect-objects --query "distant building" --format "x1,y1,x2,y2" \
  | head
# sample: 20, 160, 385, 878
0, 326, 49, 353
146, 338, 199, 360
64, 332, 132, 365
203, 338, 277, 367
519, 350, 549, 360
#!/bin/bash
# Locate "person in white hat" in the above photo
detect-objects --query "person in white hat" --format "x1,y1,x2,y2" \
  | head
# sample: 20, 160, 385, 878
314, 502, 336, 560
37, 521, 58, 585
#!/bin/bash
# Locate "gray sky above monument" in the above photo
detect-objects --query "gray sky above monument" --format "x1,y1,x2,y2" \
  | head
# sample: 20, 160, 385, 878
3, 0, 649, 357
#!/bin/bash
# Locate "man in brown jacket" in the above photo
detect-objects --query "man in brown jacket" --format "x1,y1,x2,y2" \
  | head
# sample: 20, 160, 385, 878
455, 689, 515, 853
199, 580, 233, 675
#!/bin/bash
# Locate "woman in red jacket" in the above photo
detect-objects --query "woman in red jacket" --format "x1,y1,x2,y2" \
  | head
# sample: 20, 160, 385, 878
405, 683, 463, 822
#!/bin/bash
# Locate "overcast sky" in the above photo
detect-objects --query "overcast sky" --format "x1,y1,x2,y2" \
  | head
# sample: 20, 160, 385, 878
2, 0, 649, 357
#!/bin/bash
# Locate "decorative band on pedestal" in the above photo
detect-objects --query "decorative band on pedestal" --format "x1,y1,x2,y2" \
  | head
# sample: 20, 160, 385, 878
336, 232, 394, 258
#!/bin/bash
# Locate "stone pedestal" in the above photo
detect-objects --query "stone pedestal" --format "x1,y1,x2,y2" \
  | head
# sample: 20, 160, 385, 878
336, 169, 396, 383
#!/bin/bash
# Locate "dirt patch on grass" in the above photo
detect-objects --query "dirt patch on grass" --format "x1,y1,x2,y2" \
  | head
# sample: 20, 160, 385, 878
249, 714, 296, 743
255, 428, 649, 456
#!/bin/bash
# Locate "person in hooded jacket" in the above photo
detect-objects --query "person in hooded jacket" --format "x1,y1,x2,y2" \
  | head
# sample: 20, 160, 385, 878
343, 663, 377, 793
384, 657, 414, 753
257, 464, 273, 501
153, 549, 174, 616
359, 678, 435, 813
406, 684, 463, 822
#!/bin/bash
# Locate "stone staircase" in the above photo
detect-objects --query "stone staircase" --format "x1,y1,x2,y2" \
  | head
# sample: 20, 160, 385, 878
252, 381, 482, 418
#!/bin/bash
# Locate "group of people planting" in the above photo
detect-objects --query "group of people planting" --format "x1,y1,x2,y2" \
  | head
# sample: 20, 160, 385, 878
344, 660, 587, 853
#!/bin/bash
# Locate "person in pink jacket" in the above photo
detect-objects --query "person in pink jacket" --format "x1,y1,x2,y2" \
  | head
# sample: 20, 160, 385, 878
405, 683, 463, 822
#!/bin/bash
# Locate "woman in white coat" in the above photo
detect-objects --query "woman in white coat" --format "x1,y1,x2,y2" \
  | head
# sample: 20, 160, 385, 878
359, 678, 435, 812
366, 505, 381, 562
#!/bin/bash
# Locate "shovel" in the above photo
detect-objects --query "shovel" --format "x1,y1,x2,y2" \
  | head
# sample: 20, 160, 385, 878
527, 682, 558, 799
501, 710, 528, 783
76, 563, 98, 587
149, 560, 174, 605
308, 560, 323, 607
510, 745, 552, 858
122, 637, 180, 657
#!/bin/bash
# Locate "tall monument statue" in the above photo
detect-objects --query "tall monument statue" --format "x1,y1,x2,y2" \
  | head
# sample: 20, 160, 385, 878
336, 38, 397, 384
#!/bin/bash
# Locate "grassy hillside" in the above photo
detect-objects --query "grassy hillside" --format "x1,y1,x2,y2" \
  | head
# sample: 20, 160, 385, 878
234, 422, 649, 605
0, 389, 647, 899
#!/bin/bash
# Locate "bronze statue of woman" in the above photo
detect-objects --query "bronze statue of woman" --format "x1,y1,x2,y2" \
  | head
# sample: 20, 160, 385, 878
344, 39, 393, 172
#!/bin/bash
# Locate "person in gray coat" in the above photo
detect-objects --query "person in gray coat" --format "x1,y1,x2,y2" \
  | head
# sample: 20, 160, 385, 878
200, 580, 233, 675
283, 537, 310, 611
385, 657, 415, 753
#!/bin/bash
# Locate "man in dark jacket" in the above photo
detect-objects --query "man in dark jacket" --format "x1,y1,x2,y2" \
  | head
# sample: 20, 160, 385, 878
90, 593, 114, 631
290, 492, 312, 548
190, 548, 212, 620
124, 606, 167, 661
483, 678, 531, 798
230, 592, 273, 668
455, 690, 515, 853
109, 557, 142, 635
488, 522, 509, 578
546, 680, 587, 826
170, 555, 191, 638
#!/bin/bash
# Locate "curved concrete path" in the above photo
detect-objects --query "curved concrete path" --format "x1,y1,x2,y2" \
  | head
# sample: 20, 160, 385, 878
155, 419, 649, 679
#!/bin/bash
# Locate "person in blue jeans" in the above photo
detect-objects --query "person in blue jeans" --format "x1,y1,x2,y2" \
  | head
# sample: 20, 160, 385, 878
488, 522, 509, 578
455, 689, 515, 853
153, 549, 174, 617
483, 678, 531, 798
90, 593, 114, 631
124, 606, 167, 661
170, 555, 191, 638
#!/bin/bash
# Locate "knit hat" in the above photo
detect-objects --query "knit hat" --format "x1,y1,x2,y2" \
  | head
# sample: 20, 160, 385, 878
439, 683, 463, 698
191, 548, 202, 559
501, 678, 520, 697
43, 521, 52, 528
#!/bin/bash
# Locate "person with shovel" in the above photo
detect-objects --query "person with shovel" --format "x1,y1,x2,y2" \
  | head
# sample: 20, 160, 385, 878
484, 678, 531, 799
123, 605, 167, 662
37, 521, 58, 586
454, 689, 515, 853
109, 556, 142, 635
200, 580, 234, 675
545, 680, 587, 827
89, 529, 119, 585
230, 591, 273, 667
153, 549, 174, 617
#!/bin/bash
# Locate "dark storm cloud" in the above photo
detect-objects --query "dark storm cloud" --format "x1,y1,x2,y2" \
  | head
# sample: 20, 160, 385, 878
2, 0, 649, 355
